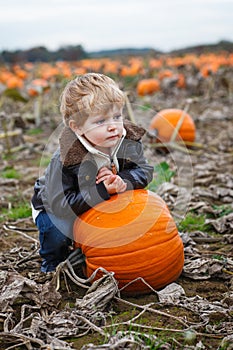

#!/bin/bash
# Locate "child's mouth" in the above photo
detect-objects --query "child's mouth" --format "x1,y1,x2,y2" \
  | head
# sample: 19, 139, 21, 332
107, 135, 118, 140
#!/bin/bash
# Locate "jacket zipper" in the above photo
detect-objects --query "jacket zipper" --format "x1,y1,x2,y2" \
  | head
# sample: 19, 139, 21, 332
111, 160, 117, 175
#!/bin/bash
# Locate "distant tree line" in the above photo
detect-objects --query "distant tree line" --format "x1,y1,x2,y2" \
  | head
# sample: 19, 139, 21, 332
0, 45, 88, 63
170, 40, 233, 55
1, 40, 232, 64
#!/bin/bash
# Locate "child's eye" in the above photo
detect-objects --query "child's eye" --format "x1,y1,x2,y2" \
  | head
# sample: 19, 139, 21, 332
95, 119, 105, 125
114, 115, 122, 120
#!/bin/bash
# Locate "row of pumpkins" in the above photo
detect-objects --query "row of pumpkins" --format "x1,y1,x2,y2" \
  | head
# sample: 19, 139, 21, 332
73, 109, 196, 295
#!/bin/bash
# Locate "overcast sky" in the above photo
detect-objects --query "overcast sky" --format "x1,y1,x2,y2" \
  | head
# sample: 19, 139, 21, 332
0, 0, 233, 53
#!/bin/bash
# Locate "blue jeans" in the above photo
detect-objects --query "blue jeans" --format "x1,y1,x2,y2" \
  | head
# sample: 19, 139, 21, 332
36, 211, 73, 272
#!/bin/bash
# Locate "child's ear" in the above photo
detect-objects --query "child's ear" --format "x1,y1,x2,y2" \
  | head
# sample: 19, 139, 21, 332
69, 120, 83, 135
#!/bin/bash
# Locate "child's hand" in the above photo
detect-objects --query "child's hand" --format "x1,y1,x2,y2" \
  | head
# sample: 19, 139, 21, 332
104, 174, 127, 194
96, 167, 113, 184
96, 166, 127, 194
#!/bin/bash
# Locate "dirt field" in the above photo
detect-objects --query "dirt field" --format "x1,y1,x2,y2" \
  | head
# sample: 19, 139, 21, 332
0, 68, 233, 349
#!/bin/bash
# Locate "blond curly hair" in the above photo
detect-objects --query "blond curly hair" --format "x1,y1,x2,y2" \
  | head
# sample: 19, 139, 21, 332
60, 73, 125, 126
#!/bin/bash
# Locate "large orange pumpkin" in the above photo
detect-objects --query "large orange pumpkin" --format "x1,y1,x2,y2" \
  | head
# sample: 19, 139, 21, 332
149, 108, 196, 143
73, 189, 184, 295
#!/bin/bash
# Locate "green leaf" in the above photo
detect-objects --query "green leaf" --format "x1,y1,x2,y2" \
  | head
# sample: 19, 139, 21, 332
3, 88, 28, 102
147, 161, 175, 192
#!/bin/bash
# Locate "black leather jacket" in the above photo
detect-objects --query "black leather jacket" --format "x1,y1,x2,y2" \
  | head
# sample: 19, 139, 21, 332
31, 121, 153, 223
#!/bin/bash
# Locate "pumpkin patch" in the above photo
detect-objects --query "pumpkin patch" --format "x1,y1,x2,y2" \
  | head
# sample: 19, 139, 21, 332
1, 42, 232, 349
73, 189, 184, 295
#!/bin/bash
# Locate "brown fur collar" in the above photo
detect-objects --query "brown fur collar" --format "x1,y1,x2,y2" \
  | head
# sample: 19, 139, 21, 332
59, 120, 146, 167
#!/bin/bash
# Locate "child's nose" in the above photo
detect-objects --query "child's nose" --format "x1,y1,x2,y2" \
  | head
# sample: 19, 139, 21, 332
107, 122, 117, 131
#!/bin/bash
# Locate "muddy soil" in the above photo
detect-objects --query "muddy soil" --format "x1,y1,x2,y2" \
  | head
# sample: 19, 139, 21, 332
0, 86, 233, 349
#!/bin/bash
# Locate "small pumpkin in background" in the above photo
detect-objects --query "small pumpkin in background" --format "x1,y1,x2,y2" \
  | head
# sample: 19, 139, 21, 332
149, 108, 196, 143
74, 189, 184, 295
136, 78, 160, 96
27, 78, 50, 97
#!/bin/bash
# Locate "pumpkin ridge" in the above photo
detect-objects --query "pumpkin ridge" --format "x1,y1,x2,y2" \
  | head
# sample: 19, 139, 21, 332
117, 250, 184, 287
81, 225, 179, 256
85, 235, 183, 272
87, 246, 184, 284
78, 213, 178, 249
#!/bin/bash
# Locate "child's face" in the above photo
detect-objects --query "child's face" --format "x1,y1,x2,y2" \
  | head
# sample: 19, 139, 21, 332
76, 105, 124, 151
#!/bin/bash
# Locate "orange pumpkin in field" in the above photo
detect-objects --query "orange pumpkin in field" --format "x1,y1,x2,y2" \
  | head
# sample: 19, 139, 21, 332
27, 78, 50, 96
149, 108, 196, 143
6, 76, 24, 89
73, 189, 184, 295
137, 78, 160, 96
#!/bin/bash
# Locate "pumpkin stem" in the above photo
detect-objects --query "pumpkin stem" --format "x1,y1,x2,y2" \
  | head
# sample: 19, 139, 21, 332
125, 93, 136, 124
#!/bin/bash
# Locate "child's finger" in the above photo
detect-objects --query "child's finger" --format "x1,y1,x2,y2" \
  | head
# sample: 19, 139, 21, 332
105, 174, 116, 184
96, 168, 112, 181
97, 167, 111, 176
96, 174, 111, 184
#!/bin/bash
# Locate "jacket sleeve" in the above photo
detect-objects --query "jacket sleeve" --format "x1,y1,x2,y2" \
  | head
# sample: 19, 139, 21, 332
59, 161, 110, 217
31, 161, 110, 219
118, 140, 153, 190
